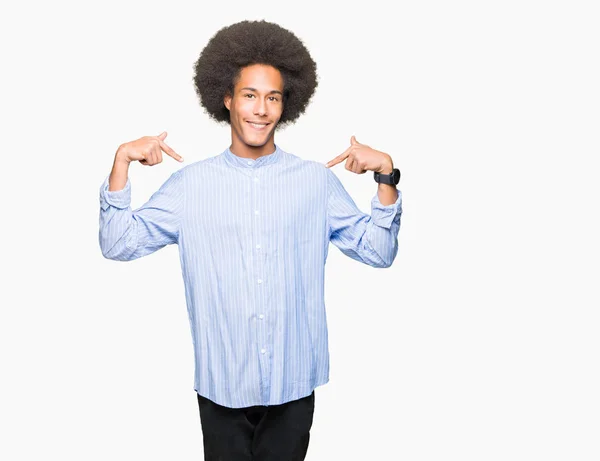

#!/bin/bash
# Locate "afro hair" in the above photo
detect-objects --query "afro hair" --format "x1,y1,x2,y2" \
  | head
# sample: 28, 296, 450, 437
192, 20, 318, 128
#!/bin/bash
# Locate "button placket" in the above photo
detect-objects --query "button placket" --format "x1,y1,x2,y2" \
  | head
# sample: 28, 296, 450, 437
250, 167, 270, 386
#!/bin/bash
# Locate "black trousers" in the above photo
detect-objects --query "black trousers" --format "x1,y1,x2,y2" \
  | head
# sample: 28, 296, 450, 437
197, 391, 315, 461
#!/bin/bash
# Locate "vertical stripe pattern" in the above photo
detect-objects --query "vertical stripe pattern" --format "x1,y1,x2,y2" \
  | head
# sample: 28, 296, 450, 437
99, 145, 402, 408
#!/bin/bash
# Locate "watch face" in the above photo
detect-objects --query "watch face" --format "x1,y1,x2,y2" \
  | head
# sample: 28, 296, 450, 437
393, 169, 401, 183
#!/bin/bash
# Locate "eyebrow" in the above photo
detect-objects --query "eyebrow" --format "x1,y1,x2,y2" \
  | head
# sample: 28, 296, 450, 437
240, 87, 283, 96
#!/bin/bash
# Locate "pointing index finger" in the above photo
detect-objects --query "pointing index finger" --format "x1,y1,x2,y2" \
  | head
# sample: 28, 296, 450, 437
159, 140, 184, 162
325, 146, 351, 168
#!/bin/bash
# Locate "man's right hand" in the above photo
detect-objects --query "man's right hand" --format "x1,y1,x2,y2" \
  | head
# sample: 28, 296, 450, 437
108, 132, 184, 192
116, 131, 184, 166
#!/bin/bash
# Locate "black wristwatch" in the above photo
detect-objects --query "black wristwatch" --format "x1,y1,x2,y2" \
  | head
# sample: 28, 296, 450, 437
374, 168, 401, 185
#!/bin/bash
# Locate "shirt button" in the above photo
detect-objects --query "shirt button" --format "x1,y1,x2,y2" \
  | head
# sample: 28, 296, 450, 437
260, 348, 266, 354
257, 279, 263, 284
258, 314, 264, 319
254, 210, 260, 215
247, 160, 253, 166
256, 244, 261, 249
254, 177, 259, 183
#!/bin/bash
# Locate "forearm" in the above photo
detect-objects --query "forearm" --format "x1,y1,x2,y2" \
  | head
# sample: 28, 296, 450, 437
109, 149, 130, 191
359, 152, 402, 266
99, 205, 138, 261
99, 152, 136, 259
376, 156, 398, 205
332, 211, 401, 268
328, 189, 402, 269
377, 183, 398, 206
99, 189, 162, 262
99, 168, 183, 261
327, 147, 402, 268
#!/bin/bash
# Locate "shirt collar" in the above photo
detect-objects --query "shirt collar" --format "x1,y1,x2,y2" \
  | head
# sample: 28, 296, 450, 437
223, 144, 283, 169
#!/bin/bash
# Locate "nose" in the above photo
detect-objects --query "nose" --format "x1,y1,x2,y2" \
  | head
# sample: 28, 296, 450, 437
253, 98, 267, 116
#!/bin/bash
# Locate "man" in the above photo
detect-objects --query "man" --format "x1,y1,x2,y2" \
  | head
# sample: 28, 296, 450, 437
99, 20, 402, 461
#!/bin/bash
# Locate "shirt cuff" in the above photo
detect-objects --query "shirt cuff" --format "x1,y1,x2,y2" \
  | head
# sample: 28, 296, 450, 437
99, 175, 131, 211
371, 189, 402, 229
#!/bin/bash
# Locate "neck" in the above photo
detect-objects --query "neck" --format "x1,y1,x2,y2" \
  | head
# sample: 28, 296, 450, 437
229, 138, 276, 160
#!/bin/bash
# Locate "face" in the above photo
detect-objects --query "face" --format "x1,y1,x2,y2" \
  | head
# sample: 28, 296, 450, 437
224, 64, 284, 157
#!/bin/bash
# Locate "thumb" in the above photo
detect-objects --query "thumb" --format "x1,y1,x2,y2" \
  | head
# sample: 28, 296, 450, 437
351, 135, 358, 145
158, 131, 168, 140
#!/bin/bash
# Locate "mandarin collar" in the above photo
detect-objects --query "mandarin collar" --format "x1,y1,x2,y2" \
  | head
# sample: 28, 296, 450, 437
224, 144, 282, 169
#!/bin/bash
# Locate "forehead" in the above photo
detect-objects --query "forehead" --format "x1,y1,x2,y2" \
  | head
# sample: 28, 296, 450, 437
235, 64, 283, 91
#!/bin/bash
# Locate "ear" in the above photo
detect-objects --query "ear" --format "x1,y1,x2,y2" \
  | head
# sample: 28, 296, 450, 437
224, 93, 231, 111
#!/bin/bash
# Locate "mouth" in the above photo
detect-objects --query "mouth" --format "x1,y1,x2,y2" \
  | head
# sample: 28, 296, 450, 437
246, 121, 270, 131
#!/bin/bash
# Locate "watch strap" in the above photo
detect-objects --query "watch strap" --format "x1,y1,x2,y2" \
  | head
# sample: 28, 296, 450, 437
374, 168, 400, 185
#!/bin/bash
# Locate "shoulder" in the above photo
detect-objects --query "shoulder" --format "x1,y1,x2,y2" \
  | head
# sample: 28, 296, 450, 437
172, 151, 224, 178
279, 148, 329, 176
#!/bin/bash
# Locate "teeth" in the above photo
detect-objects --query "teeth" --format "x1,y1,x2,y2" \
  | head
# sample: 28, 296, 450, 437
249, 122, 268, 128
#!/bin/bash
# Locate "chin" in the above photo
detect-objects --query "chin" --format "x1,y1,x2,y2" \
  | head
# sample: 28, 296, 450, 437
243, 134, 272, 147
243, 138, 268, 147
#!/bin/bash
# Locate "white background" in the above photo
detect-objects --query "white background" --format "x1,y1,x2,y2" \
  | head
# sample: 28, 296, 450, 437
1, 0, 598, 459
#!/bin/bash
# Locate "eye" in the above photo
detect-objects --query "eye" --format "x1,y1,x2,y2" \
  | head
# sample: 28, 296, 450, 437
269, 96, 279, 102
244, 94, 255, 99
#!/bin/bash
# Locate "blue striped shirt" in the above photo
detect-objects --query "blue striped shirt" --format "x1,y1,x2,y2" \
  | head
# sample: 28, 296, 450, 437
99, 144, 402, 408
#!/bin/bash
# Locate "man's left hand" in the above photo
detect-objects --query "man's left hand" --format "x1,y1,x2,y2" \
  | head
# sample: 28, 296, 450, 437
325, 136, 393, 174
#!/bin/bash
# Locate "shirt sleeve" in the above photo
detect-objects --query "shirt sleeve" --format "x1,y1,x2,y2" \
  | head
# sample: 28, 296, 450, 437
326, 168, 402, 268
99, 170, 184, 261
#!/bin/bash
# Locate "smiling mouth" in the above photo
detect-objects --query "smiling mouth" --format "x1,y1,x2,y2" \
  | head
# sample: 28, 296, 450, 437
247, 121, 270, 130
